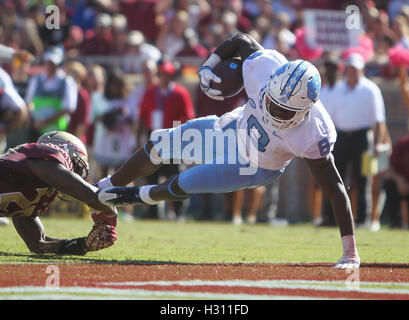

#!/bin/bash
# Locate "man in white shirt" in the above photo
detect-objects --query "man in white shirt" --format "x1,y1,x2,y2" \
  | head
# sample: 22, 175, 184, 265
322, 53, 387, 227
97, 33, 361, 269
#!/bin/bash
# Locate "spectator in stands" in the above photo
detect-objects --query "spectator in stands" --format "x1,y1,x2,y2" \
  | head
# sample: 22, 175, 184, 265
111, 14, 128, 55
392, 14, 409, 49
117, 0, 161, 43
261, 12, 295, 52
383, 135, 409, 228
156, 10, 190, 59
175, 28, 209, 58
137, 59, 195, 219
243, 0, 275, 22
122, 30, 161, 74
25, 47, 78, 141
66, 0, 98, 32
219, 10, 240, 39
10, 18, 43, 59
321, 53, 388, 228
83, 64, 106, 181
93, 68, 136, 181
64, 25, 84, 59
388, 1, 409, 21
320, 55, 341, 113
66, 61, 91, 146
156, 0, 211, 30
127, 59, 159, 126
81, 13, 114, 55
398, 63, 409, 112
196, 0, 229, 40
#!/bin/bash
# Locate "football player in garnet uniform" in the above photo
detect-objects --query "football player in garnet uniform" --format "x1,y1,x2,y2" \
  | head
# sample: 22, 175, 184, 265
0, 131, 118, 255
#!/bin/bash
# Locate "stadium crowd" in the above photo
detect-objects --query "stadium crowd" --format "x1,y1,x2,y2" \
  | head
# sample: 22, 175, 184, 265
1, 0, 409, 229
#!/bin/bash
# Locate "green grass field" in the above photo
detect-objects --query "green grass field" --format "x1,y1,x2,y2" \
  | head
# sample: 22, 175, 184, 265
1, 217, 409, 264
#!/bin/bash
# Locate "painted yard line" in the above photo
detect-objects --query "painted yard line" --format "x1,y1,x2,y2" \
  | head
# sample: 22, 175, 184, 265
103, 279, 409, 287
0, 286, 321, 300
100, 280, 409, 295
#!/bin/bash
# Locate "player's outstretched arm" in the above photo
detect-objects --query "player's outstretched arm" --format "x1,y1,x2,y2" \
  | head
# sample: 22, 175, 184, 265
26, 158, 115, 214
306, 154, 360, 268
12, 215, 117, 255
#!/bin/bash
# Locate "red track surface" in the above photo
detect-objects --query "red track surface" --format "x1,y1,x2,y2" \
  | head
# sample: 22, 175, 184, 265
1, 263, 409, 299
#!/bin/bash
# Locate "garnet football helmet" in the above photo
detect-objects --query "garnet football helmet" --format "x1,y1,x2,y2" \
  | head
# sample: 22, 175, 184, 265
37, 131, 89, 179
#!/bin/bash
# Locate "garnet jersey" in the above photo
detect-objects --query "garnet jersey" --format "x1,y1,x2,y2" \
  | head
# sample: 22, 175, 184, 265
0, 143, 73, 218
215, 49, 337, 170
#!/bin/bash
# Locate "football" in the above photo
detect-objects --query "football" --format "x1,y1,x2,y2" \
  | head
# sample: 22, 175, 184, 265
210, 58, 244, 98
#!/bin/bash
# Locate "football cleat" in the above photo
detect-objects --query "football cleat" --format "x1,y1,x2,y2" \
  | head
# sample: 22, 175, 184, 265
98, 186, 144, 206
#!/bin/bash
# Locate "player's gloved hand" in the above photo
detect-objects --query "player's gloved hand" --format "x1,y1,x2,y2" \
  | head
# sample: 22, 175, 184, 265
91, 207, 118, 227
198, 66, 224, 101
97, 175, 113, 189
84, 221, 118, 252
333, 255, 360, 269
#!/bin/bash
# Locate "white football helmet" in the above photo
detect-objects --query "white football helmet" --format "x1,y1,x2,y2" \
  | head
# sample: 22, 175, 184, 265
262, 59, 321, 129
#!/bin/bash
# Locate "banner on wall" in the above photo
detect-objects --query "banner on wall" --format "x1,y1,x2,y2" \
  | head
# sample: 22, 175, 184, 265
304, 9, 361, 51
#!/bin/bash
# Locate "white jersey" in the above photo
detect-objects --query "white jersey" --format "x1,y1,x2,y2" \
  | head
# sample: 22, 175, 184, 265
216, 49, 337, 171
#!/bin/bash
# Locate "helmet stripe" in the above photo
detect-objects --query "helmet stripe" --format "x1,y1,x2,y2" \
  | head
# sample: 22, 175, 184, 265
279, 60, 309, 101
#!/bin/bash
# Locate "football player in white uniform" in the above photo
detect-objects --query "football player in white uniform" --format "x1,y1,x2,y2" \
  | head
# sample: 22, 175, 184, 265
98, 33, 360, 269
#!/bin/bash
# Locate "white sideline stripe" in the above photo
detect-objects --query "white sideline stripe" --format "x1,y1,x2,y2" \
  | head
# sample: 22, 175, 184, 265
0, 286, 321, 300
101, 279, 409, 295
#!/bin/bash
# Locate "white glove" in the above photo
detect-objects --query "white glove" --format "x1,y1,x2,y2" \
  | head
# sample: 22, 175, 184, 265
97, 175, 113, 189
198, 66, 224, 101
333, 255, 360, 269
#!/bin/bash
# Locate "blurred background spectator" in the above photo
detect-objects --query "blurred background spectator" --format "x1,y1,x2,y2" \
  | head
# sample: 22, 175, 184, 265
321, 53, 388, 228
122, 30, 161, 74
25, 47, 78, 141
92, 67, 136, 181
66, 61, 91, 145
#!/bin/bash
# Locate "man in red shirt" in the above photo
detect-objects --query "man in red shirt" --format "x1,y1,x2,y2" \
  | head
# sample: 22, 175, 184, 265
137, 60, 195, 219
81, 13, 114, 55
384, 135, 409, 228
138, 60, 195, 139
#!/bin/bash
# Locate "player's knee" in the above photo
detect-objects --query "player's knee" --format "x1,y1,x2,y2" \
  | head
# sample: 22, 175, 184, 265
167, 175, 189, 201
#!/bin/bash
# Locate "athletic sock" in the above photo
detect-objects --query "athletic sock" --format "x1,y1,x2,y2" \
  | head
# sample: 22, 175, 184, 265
139, 185, 160, 205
